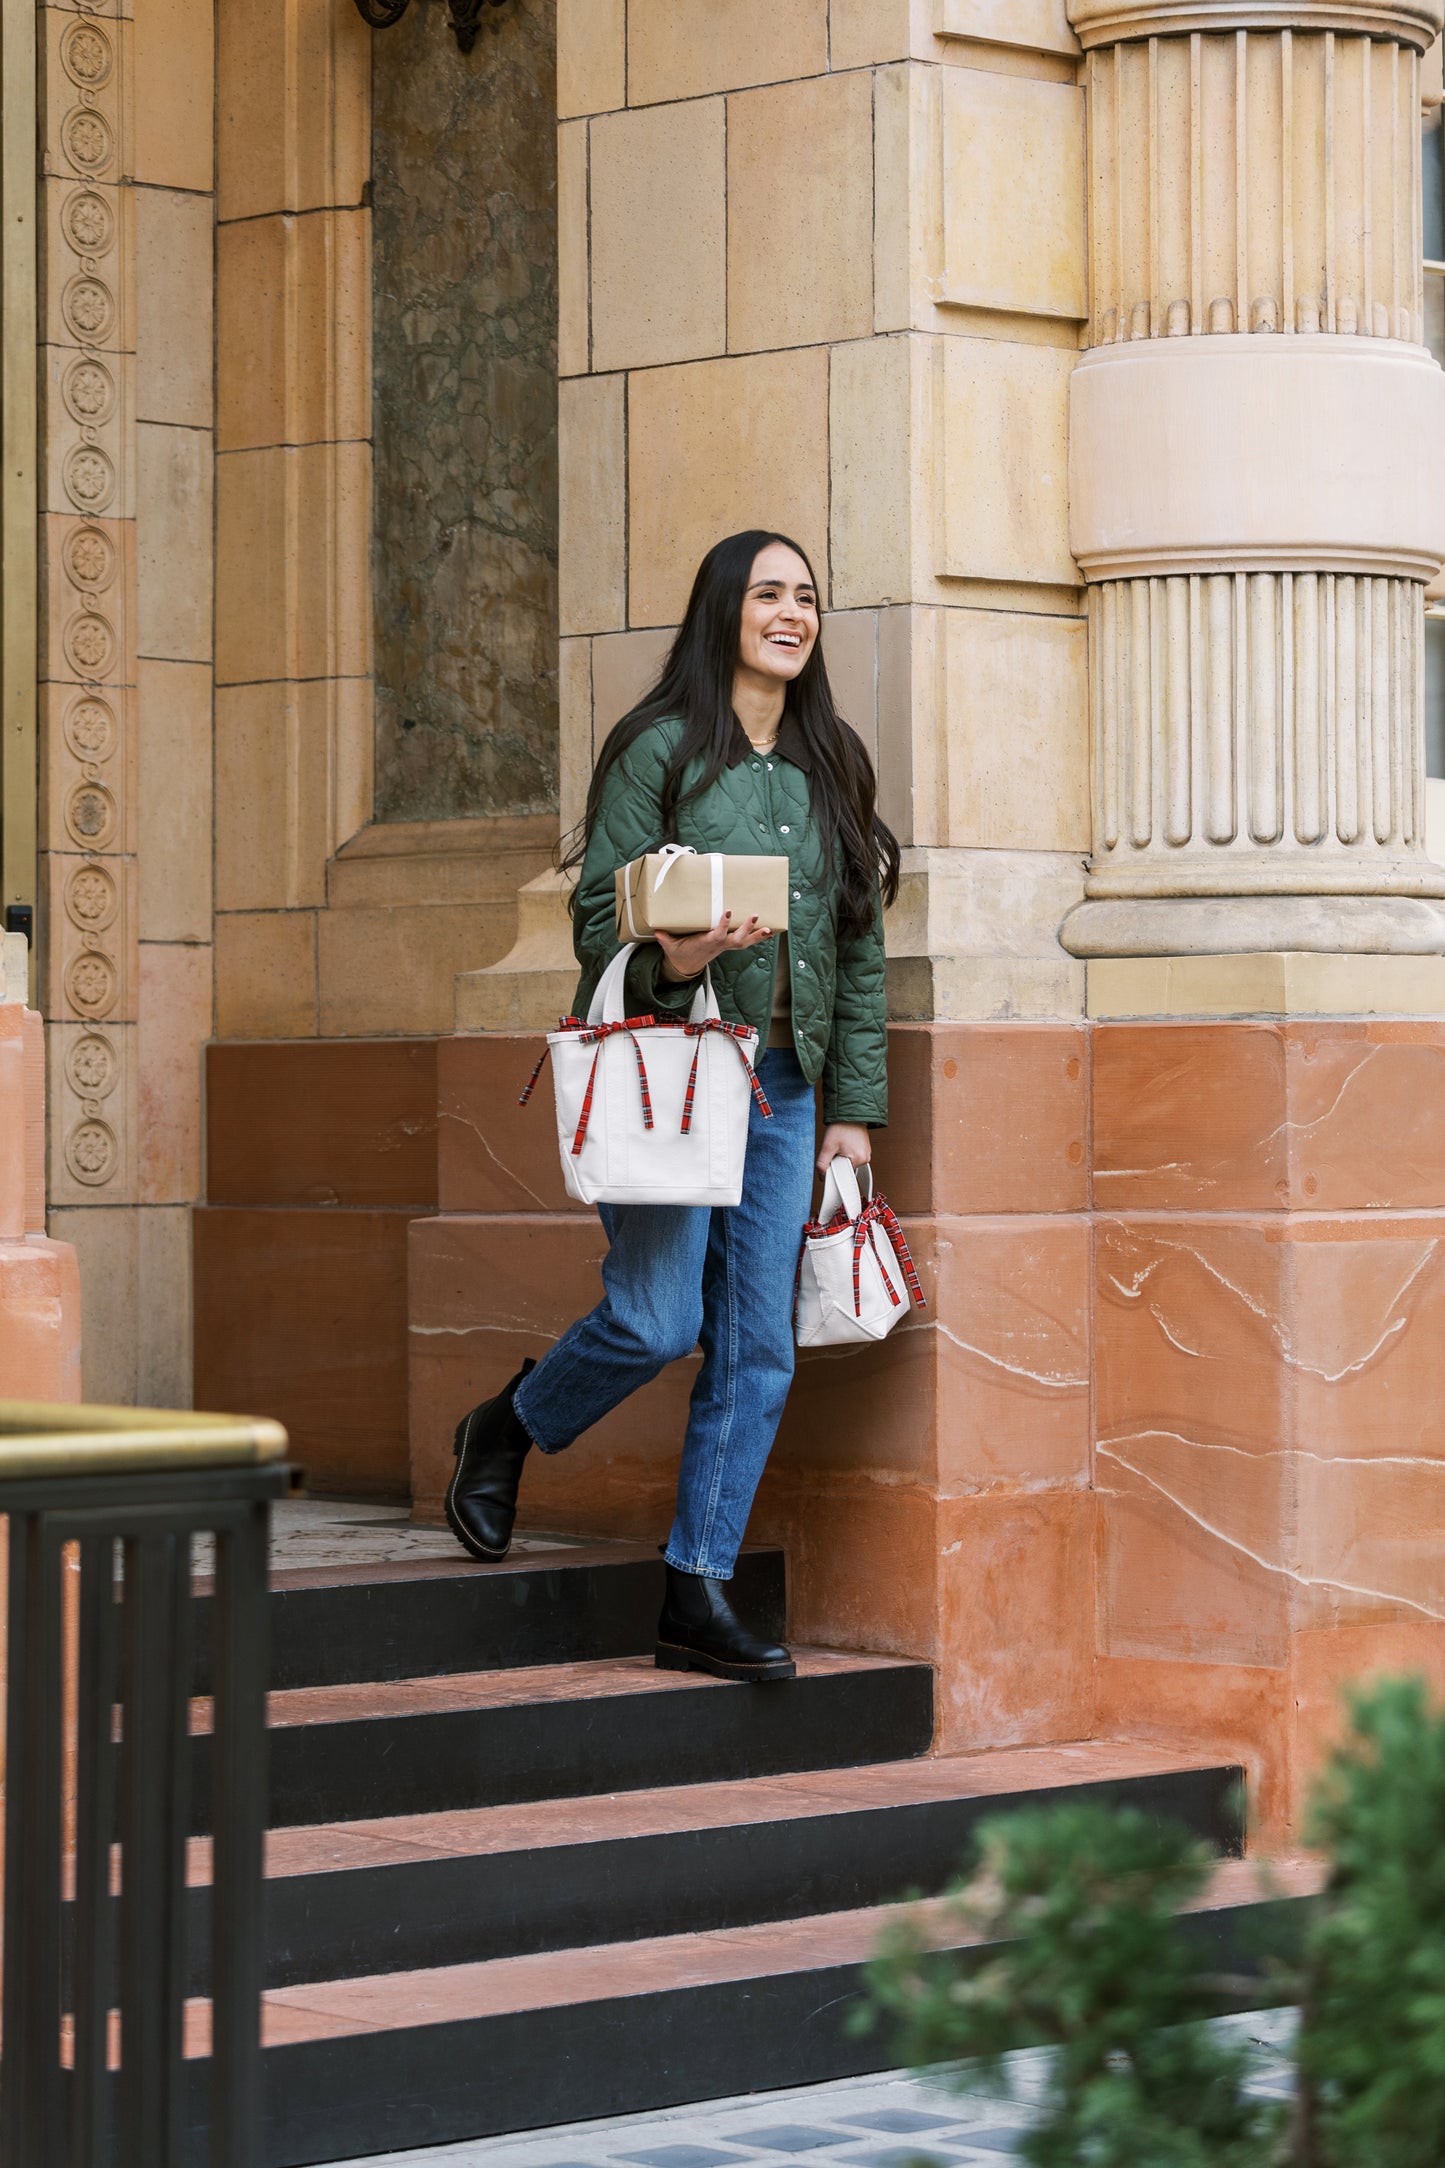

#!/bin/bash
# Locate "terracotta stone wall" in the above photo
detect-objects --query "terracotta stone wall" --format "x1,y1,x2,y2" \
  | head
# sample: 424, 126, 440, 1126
371, 0, 559, 825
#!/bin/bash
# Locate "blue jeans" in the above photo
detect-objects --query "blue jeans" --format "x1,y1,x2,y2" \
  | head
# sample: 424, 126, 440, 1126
512, 1049, 817, 1579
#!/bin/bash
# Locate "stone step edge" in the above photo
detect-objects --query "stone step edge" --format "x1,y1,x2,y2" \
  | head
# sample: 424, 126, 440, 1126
178, 1856, 1322, 2056
205, 1740, 1242, 1885
188, 1648, 921, 1736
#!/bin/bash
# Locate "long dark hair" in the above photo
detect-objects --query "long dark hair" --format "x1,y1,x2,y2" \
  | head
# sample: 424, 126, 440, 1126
561, 530, 900, 939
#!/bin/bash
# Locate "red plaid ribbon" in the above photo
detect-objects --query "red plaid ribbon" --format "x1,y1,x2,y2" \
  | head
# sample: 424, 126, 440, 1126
520, 1014, 658, 1158
679, 1018, 773, 1133
519, 1015, 587, 1106
798, 1189, 926, 1319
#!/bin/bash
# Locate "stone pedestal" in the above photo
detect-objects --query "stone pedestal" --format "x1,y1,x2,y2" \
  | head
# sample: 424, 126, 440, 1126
414, 1011, 1445, 1831
1092, 1015, 1445, 1835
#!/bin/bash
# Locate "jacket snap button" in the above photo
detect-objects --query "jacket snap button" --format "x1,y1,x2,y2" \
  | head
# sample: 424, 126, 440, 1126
780, 824, 790, 834
792, 890, 801, 901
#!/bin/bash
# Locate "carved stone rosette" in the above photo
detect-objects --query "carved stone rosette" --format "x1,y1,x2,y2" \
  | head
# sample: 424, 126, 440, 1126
38, 1, 137, 1201
1062, 0, 1445, 957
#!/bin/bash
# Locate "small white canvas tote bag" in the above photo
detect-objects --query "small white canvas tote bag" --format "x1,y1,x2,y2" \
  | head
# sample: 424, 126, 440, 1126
795, 1156, 925, 1347
521, 941, 770, 1207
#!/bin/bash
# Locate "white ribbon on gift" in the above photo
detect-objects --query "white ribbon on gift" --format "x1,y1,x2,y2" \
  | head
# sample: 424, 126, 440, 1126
620, 844, 725, 940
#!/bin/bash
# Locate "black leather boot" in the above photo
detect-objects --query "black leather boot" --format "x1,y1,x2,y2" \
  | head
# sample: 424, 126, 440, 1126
445, 1359, 536, 1562
655, 1563, 796, 1682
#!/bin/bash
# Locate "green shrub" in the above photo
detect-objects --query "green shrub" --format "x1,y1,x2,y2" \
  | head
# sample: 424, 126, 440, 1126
861, 1676, 1445, 2166
860, 1800, 1280, 2166
1298, 1674, 1445, 2167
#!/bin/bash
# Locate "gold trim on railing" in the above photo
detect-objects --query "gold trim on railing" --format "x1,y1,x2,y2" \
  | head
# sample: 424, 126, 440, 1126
0, 1402, 289, 1478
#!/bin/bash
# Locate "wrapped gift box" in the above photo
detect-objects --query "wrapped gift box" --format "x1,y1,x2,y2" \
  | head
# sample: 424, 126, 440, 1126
615, 847, 791, 939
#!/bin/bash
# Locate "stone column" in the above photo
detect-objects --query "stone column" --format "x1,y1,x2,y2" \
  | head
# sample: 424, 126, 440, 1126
1062, 0, 1445, 991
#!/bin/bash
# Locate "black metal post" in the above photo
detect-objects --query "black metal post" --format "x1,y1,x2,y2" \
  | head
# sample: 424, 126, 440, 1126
0, 1462, 289, 2168
71, 1533, 120, 2167
209, 1503, 270, 2168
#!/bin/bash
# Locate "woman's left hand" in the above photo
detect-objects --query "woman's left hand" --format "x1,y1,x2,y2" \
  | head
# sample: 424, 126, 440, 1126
817, 1122, 871, 1177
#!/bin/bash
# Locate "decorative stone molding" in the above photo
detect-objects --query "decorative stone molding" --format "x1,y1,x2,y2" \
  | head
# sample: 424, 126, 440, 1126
1069, 0, 1442, 50
37, 2, 137, 1203
1064, 891, 1445, 949
1071, 339, 1445, 579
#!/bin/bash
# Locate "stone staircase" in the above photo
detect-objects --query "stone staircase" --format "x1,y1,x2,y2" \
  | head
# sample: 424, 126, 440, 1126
172, 1527, 1297, 2167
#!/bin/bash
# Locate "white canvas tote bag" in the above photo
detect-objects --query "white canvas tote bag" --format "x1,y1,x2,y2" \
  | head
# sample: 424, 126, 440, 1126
794, 1157, 925, 1347
521, 942, 770, 1207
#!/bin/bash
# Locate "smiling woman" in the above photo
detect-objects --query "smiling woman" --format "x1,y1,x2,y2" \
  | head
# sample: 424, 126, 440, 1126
443, 529, 900, 1686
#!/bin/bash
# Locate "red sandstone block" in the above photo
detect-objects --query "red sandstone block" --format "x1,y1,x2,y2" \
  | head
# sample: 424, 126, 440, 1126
204, 1040, 440, 1209
935, 1489, 1097, 1752
1093, 1022, 1290, 1213
876, 1024, 1088, 1218
1282, 1021, 1445, 1210
1093, 1018, 1445, 1214
0, 1235, 82, 1401
193, 1205, 415, 1499
437, 1035, 582, 1214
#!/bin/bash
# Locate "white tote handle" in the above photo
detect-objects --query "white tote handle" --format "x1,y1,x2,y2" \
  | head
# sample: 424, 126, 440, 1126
589, 940, 721, 1026
818, 1154, 872, 1224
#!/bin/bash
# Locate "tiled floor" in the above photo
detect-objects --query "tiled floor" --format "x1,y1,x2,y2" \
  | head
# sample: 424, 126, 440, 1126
318, 2009, 1297, 2167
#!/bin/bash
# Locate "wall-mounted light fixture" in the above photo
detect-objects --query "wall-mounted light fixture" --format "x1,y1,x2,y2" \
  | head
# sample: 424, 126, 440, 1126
352, 0, 509, 56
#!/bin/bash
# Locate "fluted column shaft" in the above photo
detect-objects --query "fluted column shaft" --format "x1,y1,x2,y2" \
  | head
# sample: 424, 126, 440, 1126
1063, 0, 1445, 958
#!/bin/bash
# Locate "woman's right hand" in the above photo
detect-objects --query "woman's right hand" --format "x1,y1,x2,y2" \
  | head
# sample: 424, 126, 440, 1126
656, 912, 773, 982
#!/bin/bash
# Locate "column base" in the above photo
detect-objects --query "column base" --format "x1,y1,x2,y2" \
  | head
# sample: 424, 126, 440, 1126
885, 847, 1085, 1022
1061, 894, 1445, 958
453, 869, 579, 1031
1087, 951, 1445, 1017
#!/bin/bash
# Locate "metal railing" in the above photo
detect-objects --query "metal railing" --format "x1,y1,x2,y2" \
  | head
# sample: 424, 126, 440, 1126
0, 1400, 293, 2168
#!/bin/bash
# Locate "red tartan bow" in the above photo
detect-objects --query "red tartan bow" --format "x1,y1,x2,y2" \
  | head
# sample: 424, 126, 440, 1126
520, 1014, 658, 1157
798, 1189, 926, 1319
679, 1018, 773, 1131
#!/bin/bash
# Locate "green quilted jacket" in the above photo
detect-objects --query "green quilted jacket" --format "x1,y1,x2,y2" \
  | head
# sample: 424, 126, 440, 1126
572, 713, 888, 1127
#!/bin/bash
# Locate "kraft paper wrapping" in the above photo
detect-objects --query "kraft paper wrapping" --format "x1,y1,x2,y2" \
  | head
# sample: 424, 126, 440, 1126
614, 850, 792, 938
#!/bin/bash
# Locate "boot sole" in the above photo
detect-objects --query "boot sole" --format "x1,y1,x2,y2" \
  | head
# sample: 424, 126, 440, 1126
443, 1411, 513, 1564
655, 1639, 796, 1683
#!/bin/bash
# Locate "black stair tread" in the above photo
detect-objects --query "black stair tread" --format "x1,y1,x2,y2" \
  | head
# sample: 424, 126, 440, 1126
174, 1742, 1241, 1990
188, 1647, 935, 1828
201, 1539, 788, 1690
184, 1739, 1249, 1883
192, 1648, 915, 1735
238, 1853, 1320, 2048
243, 1738, 1240, 1882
